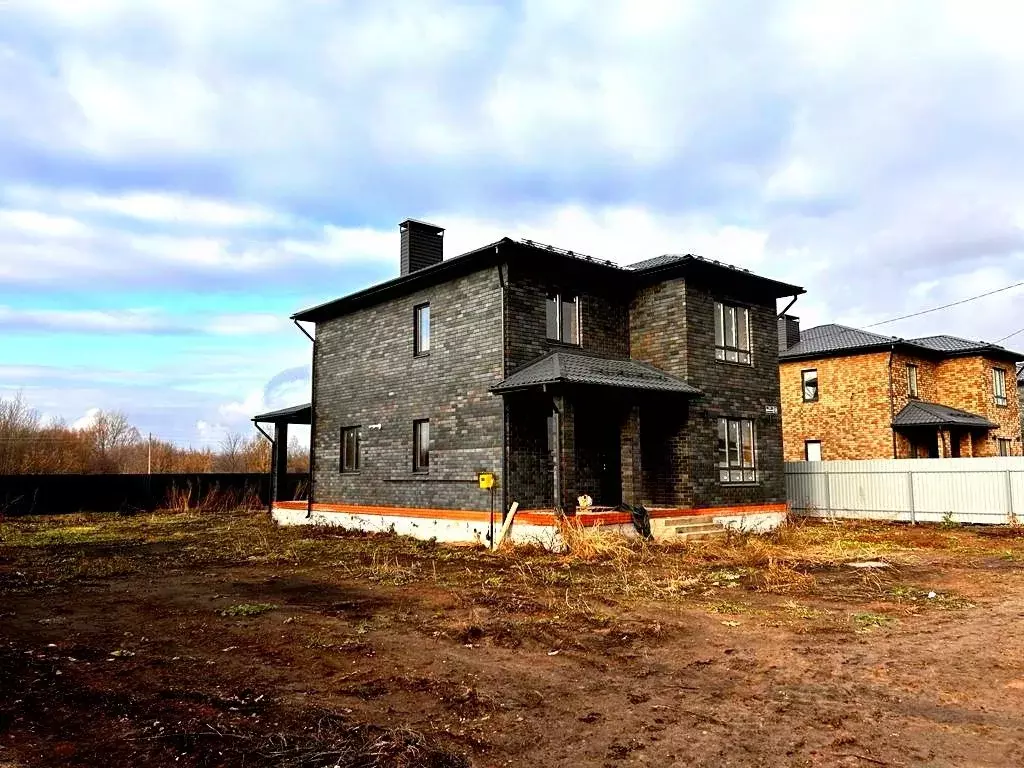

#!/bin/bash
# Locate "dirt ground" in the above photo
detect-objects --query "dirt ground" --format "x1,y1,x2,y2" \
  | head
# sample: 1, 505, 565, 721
2, 509, 1024, 767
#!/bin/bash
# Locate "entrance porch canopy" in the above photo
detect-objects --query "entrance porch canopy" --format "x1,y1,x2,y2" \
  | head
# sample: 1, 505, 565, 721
892, 401, 996, 430
491, 350, 702, 396
253, 403, 311, 506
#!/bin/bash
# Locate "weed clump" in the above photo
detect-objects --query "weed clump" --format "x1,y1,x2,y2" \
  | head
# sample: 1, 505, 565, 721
220, 603, 277, 618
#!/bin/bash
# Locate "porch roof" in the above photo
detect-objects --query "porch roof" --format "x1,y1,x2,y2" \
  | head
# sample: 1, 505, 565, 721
252, 402, 311, 424
892, 400, 997, 430
491, 351, 702, 395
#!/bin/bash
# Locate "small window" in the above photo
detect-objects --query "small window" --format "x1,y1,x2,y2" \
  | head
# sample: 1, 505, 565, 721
993, 367, 1007, 406
805, 440, 822, 461
414, 303, 430, 356
340, 426, 360, 473
546, 293, 579, 344
801, 369, 819, 402
413, 419, 430, 472
907, 364, 919, 399
998, 438, 1012, 457
714, 302, 752, 364
717, 418, 758, 483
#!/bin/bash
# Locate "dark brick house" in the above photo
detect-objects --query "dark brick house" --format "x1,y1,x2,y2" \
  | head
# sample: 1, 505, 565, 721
263, 219, 803, 519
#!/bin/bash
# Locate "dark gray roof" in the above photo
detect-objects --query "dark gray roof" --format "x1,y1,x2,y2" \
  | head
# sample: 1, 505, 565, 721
910, 335, 1000, 354
1017, 362, 1024, 384
779, 324, 897, 359
892, 401, 996, 429
294, 239, 804, 323
492, 351, 702, 395
781, 324, 1024, 362
252, 403, 311, 424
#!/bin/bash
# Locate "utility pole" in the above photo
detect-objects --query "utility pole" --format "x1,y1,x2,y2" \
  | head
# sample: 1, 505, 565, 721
148, 432, 152, 475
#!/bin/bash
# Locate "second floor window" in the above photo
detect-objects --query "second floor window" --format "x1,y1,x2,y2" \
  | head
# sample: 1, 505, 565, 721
993, 367, 1007, 406
340, 426, 360, 473
414, 303, 430, 355
413, 419, 430, 472
546, 293, 579, 344
907, 364, 919, 398
717, 417, 757, 483
801, 369, 819, 402
714, 302, 751, 364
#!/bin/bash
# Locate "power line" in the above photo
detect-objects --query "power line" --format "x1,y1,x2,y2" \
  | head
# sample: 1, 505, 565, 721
995, 326, 1024, 344
864, 281, 1024, 328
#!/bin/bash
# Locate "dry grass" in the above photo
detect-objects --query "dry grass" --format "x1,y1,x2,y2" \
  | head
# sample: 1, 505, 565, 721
163, 482, 262, 515
555, 518, 638, 562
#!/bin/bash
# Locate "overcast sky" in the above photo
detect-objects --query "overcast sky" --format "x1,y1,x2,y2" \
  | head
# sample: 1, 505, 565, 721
2, 0, 1023, 446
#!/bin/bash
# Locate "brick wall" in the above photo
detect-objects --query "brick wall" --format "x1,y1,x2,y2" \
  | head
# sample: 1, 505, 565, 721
630, 279, 786, 508
780, 352, 895, 461
313, 267, 505, 511
504, 261, 629, 373
780, 351, 1023, 460
681, 285, 787, 507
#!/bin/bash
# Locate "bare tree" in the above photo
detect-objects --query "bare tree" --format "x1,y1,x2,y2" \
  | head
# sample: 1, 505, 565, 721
217, 432, 245, 472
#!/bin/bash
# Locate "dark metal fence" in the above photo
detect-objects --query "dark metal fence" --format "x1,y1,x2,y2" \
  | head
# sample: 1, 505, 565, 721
0, 473, 308, 516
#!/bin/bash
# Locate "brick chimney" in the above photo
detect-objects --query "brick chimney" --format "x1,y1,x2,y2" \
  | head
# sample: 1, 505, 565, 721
400, 219, 444, 276
778, 314, 800, 353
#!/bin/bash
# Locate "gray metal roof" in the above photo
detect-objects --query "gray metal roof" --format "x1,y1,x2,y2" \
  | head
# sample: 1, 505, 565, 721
252, 403, 311, 424
295, 240, 804, 323
492, 351, 702, 395
1017, 362, 1024, 384
779, 324, 898, 359
892, 400, 997, 429
909, 335, 998, 353
781, 324, 1024, 362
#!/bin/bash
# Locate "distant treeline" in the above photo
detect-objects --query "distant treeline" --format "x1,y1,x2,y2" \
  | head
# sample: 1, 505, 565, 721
0, 394, 308, 475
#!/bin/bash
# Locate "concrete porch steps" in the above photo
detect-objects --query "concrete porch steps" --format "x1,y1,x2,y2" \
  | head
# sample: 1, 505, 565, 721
650, 514, 728, 542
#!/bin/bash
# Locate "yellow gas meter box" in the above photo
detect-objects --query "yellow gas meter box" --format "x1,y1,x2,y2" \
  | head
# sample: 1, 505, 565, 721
478, 472, 495, 489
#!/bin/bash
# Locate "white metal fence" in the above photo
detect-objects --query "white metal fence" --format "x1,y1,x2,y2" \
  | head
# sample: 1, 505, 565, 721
785, 457, 1024, 525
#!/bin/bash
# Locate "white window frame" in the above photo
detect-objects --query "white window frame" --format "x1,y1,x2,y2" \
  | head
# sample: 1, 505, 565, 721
907, 364, 919, 399
546, 292, 580, 345
717, 417, 758, 483
805, 440, 822, 462
801, 369, 819, 402
993, 367, 1007, 406
714, 302, 752, 364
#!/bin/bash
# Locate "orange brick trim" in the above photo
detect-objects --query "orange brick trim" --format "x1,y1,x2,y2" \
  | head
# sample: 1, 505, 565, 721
273, 501, 787, 528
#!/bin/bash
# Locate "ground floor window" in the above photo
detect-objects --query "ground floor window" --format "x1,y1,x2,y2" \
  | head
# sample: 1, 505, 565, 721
340, 426, 360, 472
717, 418, 757, 483
413, 419, 430, 472
804, 440, 822, 462
998, 438, 1012, 456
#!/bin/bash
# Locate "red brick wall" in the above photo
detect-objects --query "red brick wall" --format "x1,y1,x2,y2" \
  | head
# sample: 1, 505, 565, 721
781, 351, 1023, 460
780, 352, 896, 461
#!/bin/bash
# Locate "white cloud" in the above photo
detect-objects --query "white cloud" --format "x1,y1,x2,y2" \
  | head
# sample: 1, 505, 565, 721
0, 306, 288, 336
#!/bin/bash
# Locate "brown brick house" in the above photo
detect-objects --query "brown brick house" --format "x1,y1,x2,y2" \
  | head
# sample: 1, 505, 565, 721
778, 319, 1024, 461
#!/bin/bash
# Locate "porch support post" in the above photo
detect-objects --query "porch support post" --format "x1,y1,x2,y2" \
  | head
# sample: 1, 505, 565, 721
273, 422, 289, 503
620, 404, 642, 506
554, 394, 577, 512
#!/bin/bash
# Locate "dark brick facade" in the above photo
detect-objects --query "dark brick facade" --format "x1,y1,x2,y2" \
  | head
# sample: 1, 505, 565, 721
310, 244, 788, 514
313, 267, 504, 511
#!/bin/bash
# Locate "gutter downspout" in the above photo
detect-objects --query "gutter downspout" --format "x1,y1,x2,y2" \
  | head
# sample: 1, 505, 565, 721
496, 250, 509, 526
777, 294, 800, 318
888, 342, 897, 458
294, 320, 316, 518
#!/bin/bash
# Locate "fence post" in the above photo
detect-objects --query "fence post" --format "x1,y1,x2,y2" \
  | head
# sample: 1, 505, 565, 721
907, 470, 915, 525
824, 470, 832, 517
1006, 469, 1015, 524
